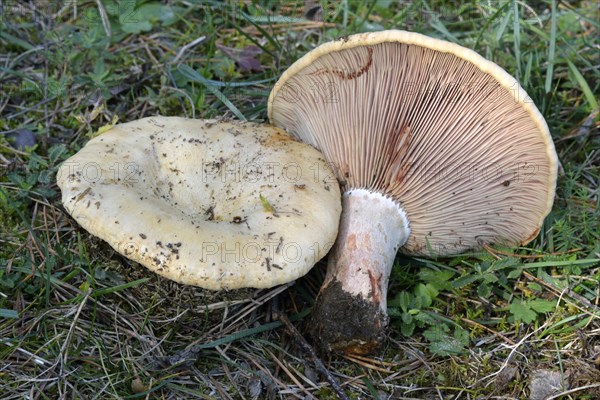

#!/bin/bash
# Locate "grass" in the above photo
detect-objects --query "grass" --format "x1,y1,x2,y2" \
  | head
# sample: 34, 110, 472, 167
1, 0, 599, 398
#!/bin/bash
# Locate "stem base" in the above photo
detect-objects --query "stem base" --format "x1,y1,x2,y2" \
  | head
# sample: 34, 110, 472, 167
310, 189, 410, 354
310, 279, 388, 355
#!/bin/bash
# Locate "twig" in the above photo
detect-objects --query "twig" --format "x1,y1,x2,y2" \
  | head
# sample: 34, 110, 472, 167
546, 383, 600, 399
483, 321, 550, 386
522, 271, 600, 314
275, 311, 349, 400
461, 317, 516, 346
171, 36, 207, 65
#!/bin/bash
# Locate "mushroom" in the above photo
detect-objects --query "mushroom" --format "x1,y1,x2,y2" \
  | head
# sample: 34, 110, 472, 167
268, 30, 558, 354
57, 117, 341, 290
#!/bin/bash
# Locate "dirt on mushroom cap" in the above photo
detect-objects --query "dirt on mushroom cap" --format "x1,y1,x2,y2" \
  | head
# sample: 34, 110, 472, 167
57, 117, 341, 290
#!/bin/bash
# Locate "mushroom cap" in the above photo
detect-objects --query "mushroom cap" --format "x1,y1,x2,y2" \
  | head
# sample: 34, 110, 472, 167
268, 30, 558, 256
57, 117, 341, 290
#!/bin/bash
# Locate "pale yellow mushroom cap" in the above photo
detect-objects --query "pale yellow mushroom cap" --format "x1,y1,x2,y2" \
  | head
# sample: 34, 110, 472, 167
57, 117, 341, 289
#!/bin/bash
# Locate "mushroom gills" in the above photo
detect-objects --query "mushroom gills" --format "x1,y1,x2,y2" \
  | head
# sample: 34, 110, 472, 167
310, 189, 409, 354
269, 30, 558, 354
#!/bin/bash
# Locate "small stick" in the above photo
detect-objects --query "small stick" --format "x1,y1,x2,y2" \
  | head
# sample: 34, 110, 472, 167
171, 36, 207, 65
275, 311, 349, 400
546, 383, 600, 399
461, 317, 516, 346
523, 271, 600, 313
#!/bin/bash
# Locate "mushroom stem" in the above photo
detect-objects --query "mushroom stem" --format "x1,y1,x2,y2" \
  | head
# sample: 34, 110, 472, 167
310, 189, 410, 354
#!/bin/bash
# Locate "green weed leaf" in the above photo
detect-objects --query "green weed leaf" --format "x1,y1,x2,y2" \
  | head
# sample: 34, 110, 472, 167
529, 299, 556, 313
510, 300, 537, 323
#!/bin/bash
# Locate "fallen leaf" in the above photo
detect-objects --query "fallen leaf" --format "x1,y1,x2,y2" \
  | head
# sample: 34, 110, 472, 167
529, 370, 565, 400
495, 365, 518, 389
5, 129, 36, 150
217, 44, 263, 72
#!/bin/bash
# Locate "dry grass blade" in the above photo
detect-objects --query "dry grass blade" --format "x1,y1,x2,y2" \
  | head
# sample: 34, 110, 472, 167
264, 347, 313, 398
342, 353, 394, 373
275, 311, 349, 400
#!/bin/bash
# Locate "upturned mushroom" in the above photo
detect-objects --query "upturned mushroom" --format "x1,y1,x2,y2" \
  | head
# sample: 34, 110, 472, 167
268, 30, 558, 354
57, 117, 341, 290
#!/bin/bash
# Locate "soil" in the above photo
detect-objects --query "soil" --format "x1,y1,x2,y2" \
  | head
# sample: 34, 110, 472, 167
309, 279, 388, 355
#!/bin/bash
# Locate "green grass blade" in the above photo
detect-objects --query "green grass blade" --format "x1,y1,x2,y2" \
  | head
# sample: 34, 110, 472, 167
356, 0, 378, 31
342, 0, 349, 28
526, 24, 549, 40
427, 6, 460, 44
201, 77, 275, 88
198, 309, 310, 350
512, 0, 521, 79
495, 5, 512, 42
239, 11, 281, 55
566, 59, 599, 110
523, 52, 533, 87
0, 31, 34, 50
362, 376, 380, 398
475, 2, 511, 49
545, 0, 557, 94
198, 320, 283, 350
491, 258, 599, 272
178, 64, 247, 121
0, 308, 19, 319
91, 278, 150, 298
